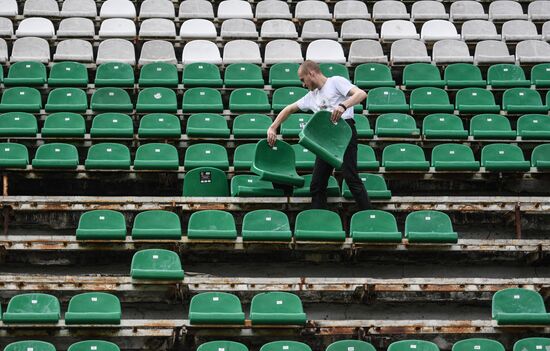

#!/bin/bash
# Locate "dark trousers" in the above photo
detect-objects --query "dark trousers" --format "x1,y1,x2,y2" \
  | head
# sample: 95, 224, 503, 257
310, 118, 371, 210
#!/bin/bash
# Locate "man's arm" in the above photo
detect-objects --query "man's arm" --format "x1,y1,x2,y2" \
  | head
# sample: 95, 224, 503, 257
331, 87, 367, 122
267, 102, 300, 146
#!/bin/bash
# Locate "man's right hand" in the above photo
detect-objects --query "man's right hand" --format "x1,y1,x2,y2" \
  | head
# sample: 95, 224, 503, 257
267, 126, 278, 147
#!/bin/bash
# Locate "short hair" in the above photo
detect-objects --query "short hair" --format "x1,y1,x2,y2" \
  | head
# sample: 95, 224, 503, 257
299, 60, 321, 74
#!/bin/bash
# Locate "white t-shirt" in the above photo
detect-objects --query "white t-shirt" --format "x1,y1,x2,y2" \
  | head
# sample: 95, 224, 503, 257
296, 76, 355, 120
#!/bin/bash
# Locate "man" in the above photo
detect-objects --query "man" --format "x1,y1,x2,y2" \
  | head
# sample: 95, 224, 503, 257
267, 60, 370, 210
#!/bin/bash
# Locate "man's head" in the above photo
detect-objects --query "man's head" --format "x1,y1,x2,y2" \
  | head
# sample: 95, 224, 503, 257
298, 60, 326, 91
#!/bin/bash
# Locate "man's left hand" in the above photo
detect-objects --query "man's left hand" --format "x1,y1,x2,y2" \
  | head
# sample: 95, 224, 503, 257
331, 105, 345, 123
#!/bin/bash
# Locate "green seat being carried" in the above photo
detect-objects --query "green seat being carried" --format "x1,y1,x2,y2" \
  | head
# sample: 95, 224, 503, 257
136, 87, 178, 113
410, 87, 454, 113
68, 341, 120, 351
233, 143, 255, 170
481, 143, 530, 171
131, 210, 182, 239
0, 142, 29, 168
355, 114, 374, 138
184, 143, 229, 170
402, 63, 444, 88
375, 113, 420, 137
517, 114, 550, 139
0, 87, 42, 112
530, 64, 550, 88
133, 143, 179, 170
95, 62, 134, 87
350, 210, 401, 243
272, 87, 308, 113
182, 167, 229, 197
431, 144, 480, 171
261, 342, 311, 351
455, 88, 500, 114
531, 144, 550, 169
91, 88, 133, 112
252, 139, 304, 187
138, 113, 181, 138
91, 113, 134, 138
189, 292, 245, 324
354, 63, 395, 89
48, 62, 88, 87
4, 341, 56, 351
230, 174, 285, 197
405, 210, 458, 243
198, 341, 248, 351
187, 210, 237, 239
45, 88, 88, 112
366, 87, 409, 113
186, 113, 230, 138
487, 64, 530, 88
422, 113, 468, 139
388, 341, 439, 351
269, 63, 301, 88
84, 143, 131, 170
293, 144, 315, 170
470, 114, 516, 139
229, 88, 271, 112
382, 143, 430, 171
139, 62, 178, 87
31, 143, 79, 169
452, 339, 504, 351
65, 292, 121, 325
131, 249, 184, 280
444, 63, 486, 88
502, 88, 548, 114
281, 113, 312, 137
292, 174, 340, 197
76, 209, 127, 240
4, 61, 47, 86
241, 209, 292, 241
182, 62, 223, 87
326, 340, 376, 351
294, 209, 345, 241
357, 144, 380, 170
2, 293, 60, 323
41, 113, 86, 137
513, 338, 550, 351
250, 292, 307, 325
492, 288, 550, 325
342, 173, 391, 199
232, 114, 271, 138
0, 112, 37, 136
182, 88, 223, 112
224, 63, 264, 87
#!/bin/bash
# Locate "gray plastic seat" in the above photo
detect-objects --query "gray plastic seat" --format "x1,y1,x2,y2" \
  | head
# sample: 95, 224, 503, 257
96, 39, 135, 65
57, 18, 95, 37
218, 0, 253, 19
421, 20, 460, 41
139, 0, 175, 18
433, 39, 473, 63
0, 0, 18, 16
349, 39, 388, 64
341, 20, 378, 40
381, 20, 419, 41
390, 39, 430, 64
182, 40, 221, 64
264, 39, 303, 64
295, 1, 331, 20
461, 20, 501, 41
0, 39, 7, 62
502, 20, 541, 41
256, 0, 291, 19
221, 19, 258, 39
223, 40, 262, 64
334, 1, 370, 20
474, 40, 515, 64
100, 0, 136, 18
516, 40, 550, 64
99, 19, 136, 38
301, 20, 338, 40
16, 18, 55, 38
61, 0, 96, 17
178, 0, 214, 19
53, 39, 94, 62
306, 39, 345, 63
489, 1, 527, 21
179, 19, 217, 38
529, 1, 550, 21
0, 18, 12, 37
11, 37, 50, 63
139, 19, 176, 37
139, 40, 178, 65
450, 1, 488, 21
412, 1, 448, 21
260, 20, 297, 39
543, 22, 550, 41
23, 0, 59, 16
373, 1, 410, 21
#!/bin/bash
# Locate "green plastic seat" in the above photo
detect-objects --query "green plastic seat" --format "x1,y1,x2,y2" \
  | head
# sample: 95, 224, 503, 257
342, 173, 391, 199
405, 210, 458, 243
294, 209, 345, 241
470, 114, 516, 139
502, 88, 548, 113
231, 174, 285, 197
357, 144, 380, 170
292, 174, 340, 197
91, 113, 133, 138
452, 339, 505, 351
0, 142, 29, 168
410, 87, 454, 113
187, 210, 237, 239
95, 62, 134, 87
517, 114, 550, 139
403, 63, 444, 88
4, 62, 47, 86
269, 63, 301, 88
232, 114, 271, 138
189, 292, 245, 324
299, 110, 352, 169
326, 340, 376, 351
388, 341, 439, 351
531, 144, 550, 169
229, 88, 271, 112
0, 112, 37, 136
375, 113, 420, 137
4, 341, 55, 351
131, 249, 184, 280
250, 292, 307, 325
68, 341, 119, 351
133, 143, 179, 170
320, 63, 350, 80
530, 64, 550, 88
224, 63, 264, 87
350, 210, 401, 243
487, 64, 530, 88
492, 288, 550, 325
431, 144, 480, 171
48, 62, 88, 87
182, 167, 229, 196
481, 143, 530, 171
139, 62, 178, 87
32, 143, 79, 169
272, 87, 309, 113
65, 292, 121, 325
131, 210, 182, 239
2, 293, 60, 323
422, 113, 468, 139
455, 88, 500, 114
233, 143, 255, 170
513, 338, 550, 351
0, 87, 42, 112
354, 114, 374, 138
184, 143, 229, 170
76, 209, 127, 240
85, 143, 131, 170
261, 342, 311, 351
136, 87, 177, 113
138, 113, 181, 138
91, 88, 133, 112
365, 87, 409, 113
444, 63, 486, 88
198, 341, 248, 351
182, 88, 223, 112
354, 63, 396, 89
241, 209, 292, 241
382, 143, 429, 170
293, 144, 315, 170
252, 139, 304, 187
45, 88, 88, 112
41, 112, 86, 137
281, 113, 312, 137
187, 113, 230, 137
182, 62, 223, 87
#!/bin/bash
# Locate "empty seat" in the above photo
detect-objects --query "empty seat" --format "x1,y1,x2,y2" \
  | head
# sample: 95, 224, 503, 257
229, 88, 270, 112
543, 22, 550, 41
10, 37, 50, 63
232, 143, 255, 170
350, 210, 401, 243
481, 143, 530, 171
180, 19, 217, 39
261, 342, 311, 351
198, 342, 248, 351
0, 112, 37, 137
433, 40, 474, 64
252, 139, 304, 186
375, 113, 420, 137
182, 40, 222, 64
182, 88, 223, 112
445, 63, 485, 88
41, 112, 86, 137
182, 62, 222, 87
334, 1, 370, 20
179, 0, 214, 19
65, 292, 121, 325
133, 143, 179, 170
531, 63, 550, 87
412, 1, 448, 21
136, 87, 177, 113
292, 174, 340, 197
218, 0, 253, 19
0, 87, 42, 112
516, 40, 550, 64
69, 341, 119, 351
453, 339, 504, 351
423, 113, 468, 139
231, 174, 285, 197
0, 142, 28, 168
356, 144, 379, 169
301, 20, 338, 40
489, 1, 527, 21
354, 63, 395, 88
187, 210, 236, 239
405, 211, 458, 243
5, 61, 46, 86
373, 0, 410, 21
390, 39, 430, 64
131, 249, 184, 280
23, 0, 58, 16
487, 64, 529, 88
474, 40, 515, 64
403, 63, 444, 88
221, 19, 258, 39
223, 40, 262, 64
272, 87, 308, 113
514, 339, 550, 351
492, 288, 550, 325
355, 116, 374, 138
76, 209, 126, 240
256, 0, 291, 19
341, 20, 378, 40
250, 292, 306, 325
182, 167, 229, 196
187, 113, 229, 137
241, 209, 292, 241
53, 39, 94, 62
431, 143, 480, 171
281, 114, 312, 137
269, 63, 300, 87
189, 292, 245, 324
327, 340, 377, 351
529, 1, 550, 21
132, 210, 182, 239
390, 341, 438, 351
264, 39, 304, 64
462, 20, 501, 42
0, 18, 13, 37
450, 1, 487, 21
382, 143, 430, 170
342, 172, 390, 198
455, 88, 500, 113
295, 0, 331, 20
57, 18, 95, 37
0, 38, 8, 63
5, 342, 56, 351
0, 0, 18, 16
139, 20, 176, 38
184, 143, 229, 170
96, 39, 135, 65
100, 0, 136, 18
2, 293, 60, 323
532, 144, 550, 169
260, 19, 298, 39
294, 209, 345, 241
502, 88, 547, 113
224, 63, 263, 87
139, 62, 178, 87
348, 39, 388, 64
233, 114, 271, 138
91, 113, 133, 138
16, 18, 54, 38
91, 88, 133, 112
306, 39, 346, 63
502, 20, 541, 41
99, 18, 136, 38
96, 62, 134, 87
139, 0, 175, 18
421, 20, 460, 42
410, 87, 454, 113
366, 87, 409, 113
381, 20, 419, 41
85, 143, 131, 170
45, 88, 88, 113
517, 114, 550, 139
293, 144, 315, 170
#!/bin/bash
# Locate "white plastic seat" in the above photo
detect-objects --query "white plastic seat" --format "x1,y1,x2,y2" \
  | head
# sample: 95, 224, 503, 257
139, 18, 177, 37
264, 39, 303, 64
502, 20, 541, 41
217, 0, 253, 19
373, 1, 410, 21
461, 20, 501, 41
0, 38, 8, 62
260, 20, 297, 38
223, 39, 262, 64
348, 39, 388, 64
390, 39, 430, 64
99, 18, 136, 38
60, 0, 96, 17
16, 18, 55, 38
489, 1, 527, 21
421, 20, 460, 42
432, 39, 473, 63
334, 1, 370, 20
381, 20, 419, 41
529, 1, 550, 21
10, 37, 50, 62
57, 18, 95, 37
295, 1, 332, 20
516, 40, 550, 63
182, 40, 222, 64
450, 1, 488, 21
412, 1, 448, 21
0, 0, 18, 16
23, 0, 59, 16
100, 0, 136, 18
474, 40, 515, 64
543, 22, 550, 41
341, 20, 378, 40
139, 0, 175, 18
256, 0, 291, 19
54, 39, 94, 62
179, 19, 217, 38
139, 40, 177, 65
96, 39, 136, 65
178, 0, 214, 19
301, 20, 338, 40
0, 18, 13, 37
306, 39, 345, 63
221, 19, 258, 39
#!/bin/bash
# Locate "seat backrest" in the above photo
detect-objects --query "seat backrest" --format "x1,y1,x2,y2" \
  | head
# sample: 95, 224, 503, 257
382, 143, 425, 162
6, 293, 60, 314
217, 0, 253, 19
514, 339, 550, 351
100, 0, 136, 18
388, 341, 439, 351
198, 341, 248, 351
306, 39, 345, 63
503, 87, 543, 107
390, 39, 429, 63
179, 0, 214, 18
23, 0, 58, 16
295, 0, 331, 19
78, 209, 126, 231
134, 210, 181, 230
256, 0, 291, 19
4, 342, 56, 351
261, 342, 312, 351
334, 1, 369, 19
431, 143, 476, 165
96, 39, 135, 65
183, 167, 229, 196
251, 292, 304, 313
139, 0, 175, 18
296, 209, 342, 230
481, 143, 526, 164
190, 292, 243, 313
487, 64, 527, 84
423, 113, 465, 134
376, 113, 417, 130
470, 114, 512, 132
182, 40, 222, 64
351, 210, 398, 234
67, 292, 121, 313
452, 339, 505, 351
492, 288, 547, 316
403, 63, 442, 84
68, 341, 120, 351
405, 211, 455, 234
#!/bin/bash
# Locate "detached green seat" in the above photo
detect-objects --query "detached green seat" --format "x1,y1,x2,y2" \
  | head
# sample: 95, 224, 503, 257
410, 87, 454, 113
470, 114, 516, 139
76, 209, 126, 240
136, 87, 177, 113
2, 293, 60, 323
131, 249, 184, 280
481, 143, 530, 171
198, 341, 248, 351
281, 113, 312, 137
68, 341, 120, 351
252, 139, 304, 187
187, 113, 230, 138
382, 143, 429, 170
91, 113, 133, 138
45, 88, 88, 112
182, 88, 223, 112
189, 292, 245, 324
187, 210, 237, 239
431, 144, 480, 171
513, 338, 550, 351
487, 64, 530, 88
452, 339, 505, 351
405, 210, 458, 243
133, 143, 179, 170
261, 342, 311, 351
388, 341, 439, 351
517, 114, 550, 139
294, 209, 345, 241
403, 63, 444, 88
4, 61, 47, 86
531, 144, 550, 169
444, 63, 486, 88
230, 174, 284, 197
32, 143, 78, 169
327, 340, 376, 351
224, 63, 264, 87
354, 114, 374, 138
232, 114, 271, 138
320, 63, 349, 80
357, 144, 379, 170
41, 113, 86, 137
95, 62, 134, 87
375, 113, 420, 137
354, 63, 395, 89
4, 341, 56, 351
0, 142, 29, 168
293, 144, 315, 170
351, 210, 401, 243
272, 87, 308, 113
342, 173, 391, 199
138, 113, 181, 138
184, 143, 229, 170
269, 63, 301, 88
250, 292, 307, 325
85, 143, 131, 170
182, 167, 229, 196
455, 88, 500, 114
0, 87, 42, 112
292, 174, 339, 197
422, 113, 468, 139
233, 143, 255, 170
131, 210, 182, 239
91, 88, 133, 112
0, 112, 37, 136
65, 292, 121, 325
48, 62, 88, 87
492, 288, 550, 325
182, 62, 222, 87
229, 88, 271, 112
366, 87, 409, 113
530, 63, 550, 88
139, 62, 178, 87
242, 209, 291, 241
502, 88, 548, 113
